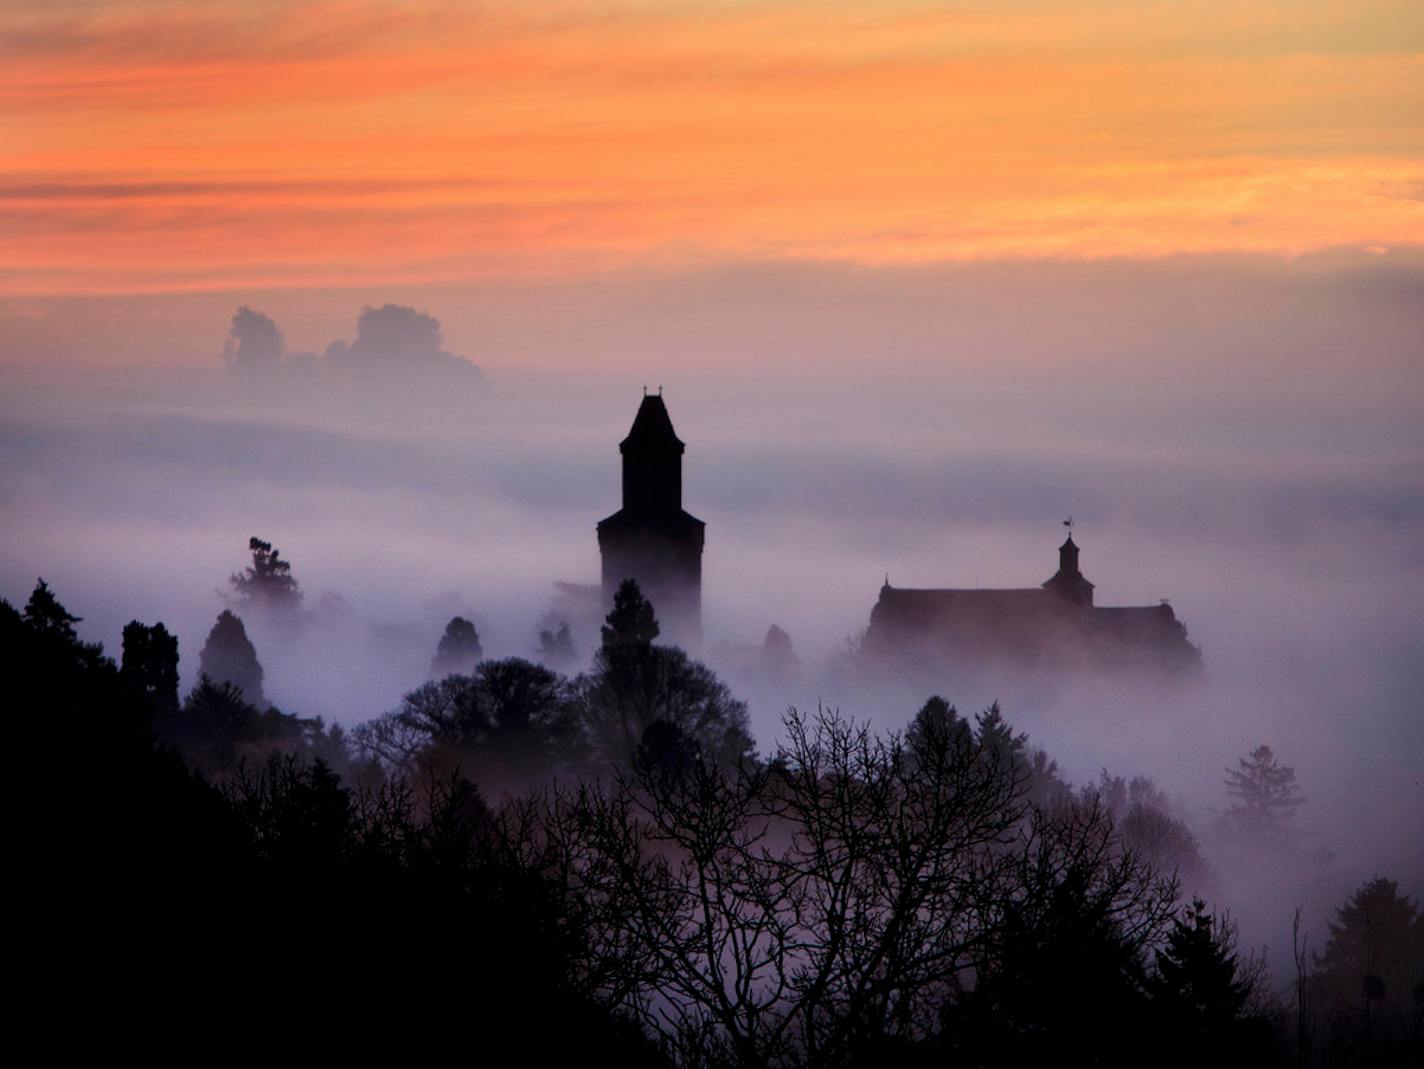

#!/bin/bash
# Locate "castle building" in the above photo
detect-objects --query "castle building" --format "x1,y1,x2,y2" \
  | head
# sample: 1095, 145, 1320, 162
597, 393, 705, 646
864, 535, 1201, 677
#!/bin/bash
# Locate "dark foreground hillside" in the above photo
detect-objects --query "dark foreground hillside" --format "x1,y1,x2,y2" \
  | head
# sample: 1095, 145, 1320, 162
8, 580, 1420, 1067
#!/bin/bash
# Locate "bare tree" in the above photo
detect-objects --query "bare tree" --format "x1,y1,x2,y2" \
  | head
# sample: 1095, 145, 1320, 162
540, 705, 1154, 1066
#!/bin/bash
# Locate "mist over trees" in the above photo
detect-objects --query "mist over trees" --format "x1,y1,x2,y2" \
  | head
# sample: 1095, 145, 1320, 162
228, 536, 302, 616
1224, 744, 1305, 840
8, 572, 1421, 1066
537, 616, 578, 671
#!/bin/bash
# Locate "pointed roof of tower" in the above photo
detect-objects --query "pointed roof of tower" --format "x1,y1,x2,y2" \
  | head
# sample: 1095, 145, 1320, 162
621, 393, 685, 450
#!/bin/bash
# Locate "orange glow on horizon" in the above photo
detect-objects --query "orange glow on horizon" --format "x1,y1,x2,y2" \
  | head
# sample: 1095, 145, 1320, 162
2, 0, 1421, 295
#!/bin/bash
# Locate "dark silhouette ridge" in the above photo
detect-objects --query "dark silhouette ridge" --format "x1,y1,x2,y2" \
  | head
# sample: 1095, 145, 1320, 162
597, 392, 704, 648
6, 581, 664, 1061
865, 532, 1202, 678
11, 577, 1417, 1064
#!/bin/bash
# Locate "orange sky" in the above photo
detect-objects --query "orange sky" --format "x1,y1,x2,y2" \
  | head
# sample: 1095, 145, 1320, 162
2, 0, 1421, 295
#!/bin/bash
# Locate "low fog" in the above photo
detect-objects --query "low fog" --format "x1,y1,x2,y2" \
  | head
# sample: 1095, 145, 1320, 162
3, 250, 1421, 974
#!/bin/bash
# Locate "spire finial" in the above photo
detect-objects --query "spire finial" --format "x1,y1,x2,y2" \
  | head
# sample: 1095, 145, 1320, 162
643, 384, 647, 396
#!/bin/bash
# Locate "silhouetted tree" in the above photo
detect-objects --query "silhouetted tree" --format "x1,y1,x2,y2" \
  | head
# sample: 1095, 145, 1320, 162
8, 582, 662, 1062
1085, 770, 1214, 891
537, 617, 577, 671
121, 620, 180, 715
579, 581, 753, 769
1121, 804, 1214, 893
198, 610, 266, 706
229, 536, 302, 614
977, 701, 1068, 803
601, 578, 659, 649
1147, 899, 1271, 1065
905, 695, 971, 760
431, 615, 483, 677
24, 578, 82, 639
1224, 743, 1304, 838
934, 788, 1183, 1067
180, 677, 262, 772
632, 719, 702, 779
540, 706, 1173, 1066
577, 644, 755, 770
477, 657, 579, 770
169, 675, 342, 777
1314, 878, 1423, 1022
354, 658, 582, 784
760, 623, 800, 681
10, 579, 141, 754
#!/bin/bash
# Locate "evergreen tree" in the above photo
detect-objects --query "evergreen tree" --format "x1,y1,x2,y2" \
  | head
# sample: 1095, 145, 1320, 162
229, 536, 302, 613
1149, 899, 1268, 1064
1314, 877, 1422, 1012
904, 695, 972, 777
578, 583, 753, 770
121, 620, 180, 714
536, 619, 577, 671
198, 610, 266, 706
1224, 743, 1304, 835
601, 578, 659, 649
976, 701, 1065, 802
431, 615, 483, 677
24, 578, 82, 639
760, 624, 799, 680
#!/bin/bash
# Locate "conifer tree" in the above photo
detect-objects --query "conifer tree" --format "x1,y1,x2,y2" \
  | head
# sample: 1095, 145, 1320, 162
601, 578, 659, 649
1314, 877, 1422, 1010
198, 610, 266, 707
121, 621, 180, 713
1224, 744, 1304, 834
229, 536, 302, 613
536, 619, 577, 670
24, 579, 81, 639
431, 616, 483, 677
1150, 900, 1267, 1063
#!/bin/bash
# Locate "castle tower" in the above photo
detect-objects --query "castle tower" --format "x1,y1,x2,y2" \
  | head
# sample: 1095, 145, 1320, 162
1042, 534, 1095, 607
597, 393, 705, 646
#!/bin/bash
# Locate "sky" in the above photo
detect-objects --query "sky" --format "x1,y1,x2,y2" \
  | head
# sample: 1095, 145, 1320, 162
2, 0, 1422, 301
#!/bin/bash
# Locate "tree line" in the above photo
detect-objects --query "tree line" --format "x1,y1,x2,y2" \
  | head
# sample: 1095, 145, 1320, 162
8, 560, 1420, 1066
